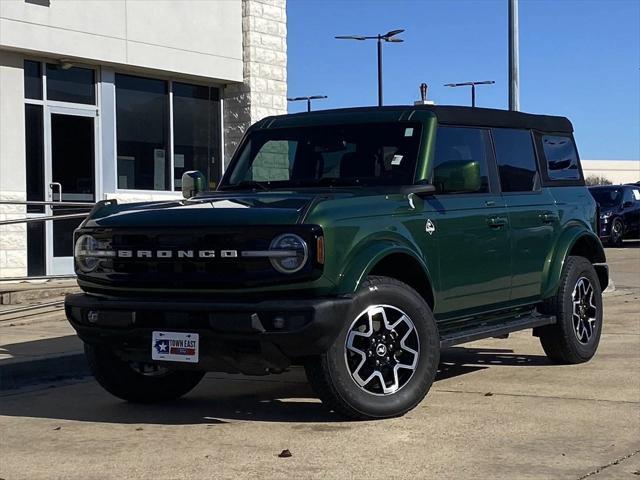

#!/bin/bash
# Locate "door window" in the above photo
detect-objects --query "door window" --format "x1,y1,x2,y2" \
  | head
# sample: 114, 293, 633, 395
432, 127, 491, 194
50, 114, 95, 257
492, 128, 539, 192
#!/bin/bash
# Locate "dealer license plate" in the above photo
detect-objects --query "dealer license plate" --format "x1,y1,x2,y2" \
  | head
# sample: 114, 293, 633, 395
151, 331, 199, 363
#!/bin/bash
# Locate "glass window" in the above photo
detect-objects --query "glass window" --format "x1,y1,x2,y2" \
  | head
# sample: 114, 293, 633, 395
432, 127, 491, 194
46, 64, 95, 104
542, 134, 580, 180
116, 74, 169, 190
25, 104, 45, 213
622, 188, 636, 205
24, 60, 42, 100
172, 82, 221, 190
589, 187, 623, 208
224, 123, 421, 189
493, 128, 539, 192
27, 222, 46, 277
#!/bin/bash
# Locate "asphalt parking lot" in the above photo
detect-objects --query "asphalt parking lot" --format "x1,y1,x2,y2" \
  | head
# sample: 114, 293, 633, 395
0, 244, 638, 480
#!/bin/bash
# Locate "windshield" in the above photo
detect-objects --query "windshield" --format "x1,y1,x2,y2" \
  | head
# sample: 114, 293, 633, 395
222, 122, 422, 189
590, 187, 623, 208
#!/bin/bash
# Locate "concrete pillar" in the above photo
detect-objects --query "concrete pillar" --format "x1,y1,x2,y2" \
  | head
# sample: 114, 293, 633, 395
223, 0, 287, 166
0, 51, 27, 279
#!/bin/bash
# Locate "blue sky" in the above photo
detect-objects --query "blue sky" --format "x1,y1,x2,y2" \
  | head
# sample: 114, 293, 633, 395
286, 0, 640, 160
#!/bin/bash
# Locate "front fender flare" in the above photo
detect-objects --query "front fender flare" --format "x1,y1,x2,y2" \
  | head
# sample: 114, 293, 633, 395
336, 239, 434, 298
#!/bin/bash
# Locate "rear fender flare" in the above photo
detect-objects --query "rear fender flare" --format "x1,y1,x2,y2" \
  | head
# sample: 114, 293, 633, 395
541, 227, 606, 299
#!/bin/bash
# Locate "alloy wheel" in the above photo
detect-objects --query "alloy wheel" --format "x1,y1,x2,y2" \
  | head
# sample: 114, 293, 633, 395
572, 277, 597, 344
611, 220, 623, 245
345, 305, 420, 395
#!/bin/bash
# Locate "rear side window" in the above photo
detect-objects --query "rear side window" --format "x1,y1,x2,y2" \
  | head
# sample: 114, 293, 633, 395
542, 135, 581, 180
492, 128, 539, 192
432, 127, 491, 194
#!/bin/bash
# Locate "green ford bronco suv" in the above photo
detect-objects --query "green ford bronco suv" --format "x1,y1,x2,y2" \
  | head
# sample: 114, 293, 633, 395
66, 105, 608, 419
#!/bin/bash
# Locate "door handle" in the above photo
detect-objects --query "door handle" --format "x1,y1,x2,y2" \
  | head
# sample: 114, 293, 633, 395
49, 182, 62, 202
540, 211, 559, 223
487, 216, 508, 228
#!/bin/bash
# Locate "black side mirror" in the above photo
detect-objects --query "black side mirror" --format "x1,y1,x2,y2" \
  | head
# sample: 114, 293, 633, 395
622, 201, 633, 209
181, 170, 206, 199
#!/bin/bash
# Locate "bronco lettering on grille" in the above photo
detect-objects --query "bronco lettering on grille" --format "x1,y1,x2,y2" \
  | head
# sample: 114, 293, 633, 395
116, 250, 237, 259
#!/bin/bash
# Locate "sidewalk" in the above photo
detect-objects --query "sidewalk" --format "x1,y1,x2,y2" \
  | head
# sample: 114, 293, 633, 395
0, 301, 87, 390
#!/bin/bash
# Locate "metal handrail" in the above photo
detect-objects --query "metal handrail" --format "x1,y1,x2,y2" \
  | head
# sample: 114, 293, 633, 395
0, 200, 95, 207
0, 200, 95, 226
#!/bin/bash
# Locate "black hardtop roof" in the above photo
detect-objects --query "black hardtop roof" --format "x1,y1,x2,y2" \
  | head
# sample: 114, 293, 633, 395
262, 105, 573, 133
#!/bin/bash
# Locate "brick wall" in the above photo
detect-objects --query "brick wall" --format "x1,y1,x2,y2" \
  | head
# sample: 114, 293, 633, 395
223, 0, 287, 166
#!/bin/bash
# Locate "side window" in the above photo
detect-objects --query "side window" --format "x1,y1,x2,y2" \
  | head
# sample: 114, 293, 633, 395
542, 134, 581, 180
248, 140, 296, 182
623, 188, 637, 205
492, 128, 539, 192
432, 127, 491, 194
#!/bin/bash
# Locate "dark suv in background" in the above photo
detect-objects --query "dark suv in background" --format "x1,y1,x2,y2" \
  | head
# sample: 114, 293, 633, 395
589, 184, 640, 246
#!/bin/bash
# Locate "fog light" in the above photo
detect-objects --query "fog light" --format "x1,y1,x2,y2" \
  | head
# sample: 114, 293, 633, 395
273, 316, 285, 329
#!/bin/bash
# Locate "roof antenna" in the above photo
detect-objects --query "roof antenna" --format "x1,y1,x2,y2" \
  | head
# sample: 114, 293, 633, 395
414, 82, 435, 105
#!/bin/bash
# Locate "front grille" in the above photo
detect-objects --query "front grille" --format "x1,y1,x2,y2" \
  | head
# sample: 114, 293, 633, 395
77, 226, 323, 291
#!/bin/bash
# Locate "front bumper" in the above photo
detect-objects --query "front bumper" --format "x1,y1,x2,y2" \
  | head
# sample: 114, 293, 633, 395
65, 293, 352, 375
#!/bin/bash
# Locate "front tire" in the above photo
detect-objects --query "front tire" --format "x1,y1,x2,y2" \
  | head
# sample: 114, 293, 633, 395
305, 276, 440, 420
608, 218, 624, 247
537, 256, 603, 364
85, 344, 205, 403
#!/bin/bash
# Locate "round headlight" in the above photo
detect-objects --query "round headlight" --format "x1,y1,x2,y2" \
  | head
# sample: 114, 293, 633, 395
269, 233, 308, 274
74, 234, 113, 273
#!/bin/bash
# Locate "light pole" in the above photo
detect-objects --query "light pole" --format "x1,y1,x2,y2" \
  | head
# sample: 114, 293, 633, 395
287, 95, 328, 112
508, 0, 520, 111
335, 29, 405, 106
444, 80, 496, 107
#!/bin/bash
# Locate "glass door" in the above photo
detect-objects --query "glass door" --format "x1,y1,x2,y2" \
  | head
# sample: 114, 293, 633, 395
45, 106, 98, 275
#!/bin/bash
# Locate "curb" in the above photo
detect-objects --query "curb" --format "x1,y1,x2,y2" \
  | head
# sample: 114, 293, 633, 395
0, 353, 89, 391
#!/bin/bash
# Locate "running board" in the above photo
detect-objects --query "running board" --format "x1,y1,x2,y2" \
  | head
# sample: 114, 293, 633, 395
439, 313, 556, 348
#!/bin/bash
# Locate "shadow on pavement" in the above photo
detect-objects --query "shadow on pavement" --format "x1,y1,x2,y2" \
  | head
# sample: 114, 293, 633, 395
0, 347, 550, 425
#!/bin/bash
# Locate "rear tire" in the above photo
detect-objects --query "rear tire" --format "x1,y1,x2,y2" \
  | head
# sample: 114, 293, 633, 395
537, 256, 603, 364
85, 344, 205, 403
305, 276, 440, 420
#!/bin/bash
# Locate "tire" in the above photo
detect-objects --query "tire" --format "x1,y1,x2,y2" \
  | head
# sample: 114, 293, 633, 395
85, 344, 205, 403
608, 218, 624, 247
537, 256, 603, 364
305, 276, 440, 420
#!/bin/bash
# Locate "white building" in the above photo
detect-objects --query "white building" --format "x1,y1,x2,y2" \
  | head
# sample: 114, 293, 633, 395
581, 160, 640, 185
0, 0, 287, 279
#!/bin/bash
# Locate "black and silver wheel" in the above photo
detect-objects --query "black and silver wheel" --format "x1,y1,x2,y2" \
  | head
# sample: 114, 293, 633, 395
345, 304, 420, 395
85, 344, 205, 403
537, 256, 603, 364
305, 276, 440, 420
609, 218, 624, 247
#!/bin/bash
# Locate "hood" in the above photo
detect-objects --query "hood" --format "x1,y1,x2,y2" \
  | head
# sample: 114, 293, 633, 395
83, 191, 356, 228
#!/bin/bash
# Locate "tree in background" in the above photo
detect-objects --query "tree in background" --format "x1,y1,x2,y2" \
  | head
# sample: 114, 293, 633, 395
585, 175, 613, 186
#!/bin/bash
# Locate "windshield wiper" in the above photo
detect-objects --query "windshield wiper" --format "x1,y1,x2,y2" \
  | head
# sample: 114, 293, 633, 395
221, 180, 270, 192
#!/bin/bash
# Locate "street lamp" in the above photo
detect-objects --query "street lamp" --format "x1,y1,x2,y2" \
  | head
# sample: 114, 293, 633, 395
444, 80, 496, 107
287, 95, 328, 112
335, 29, 405, 106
